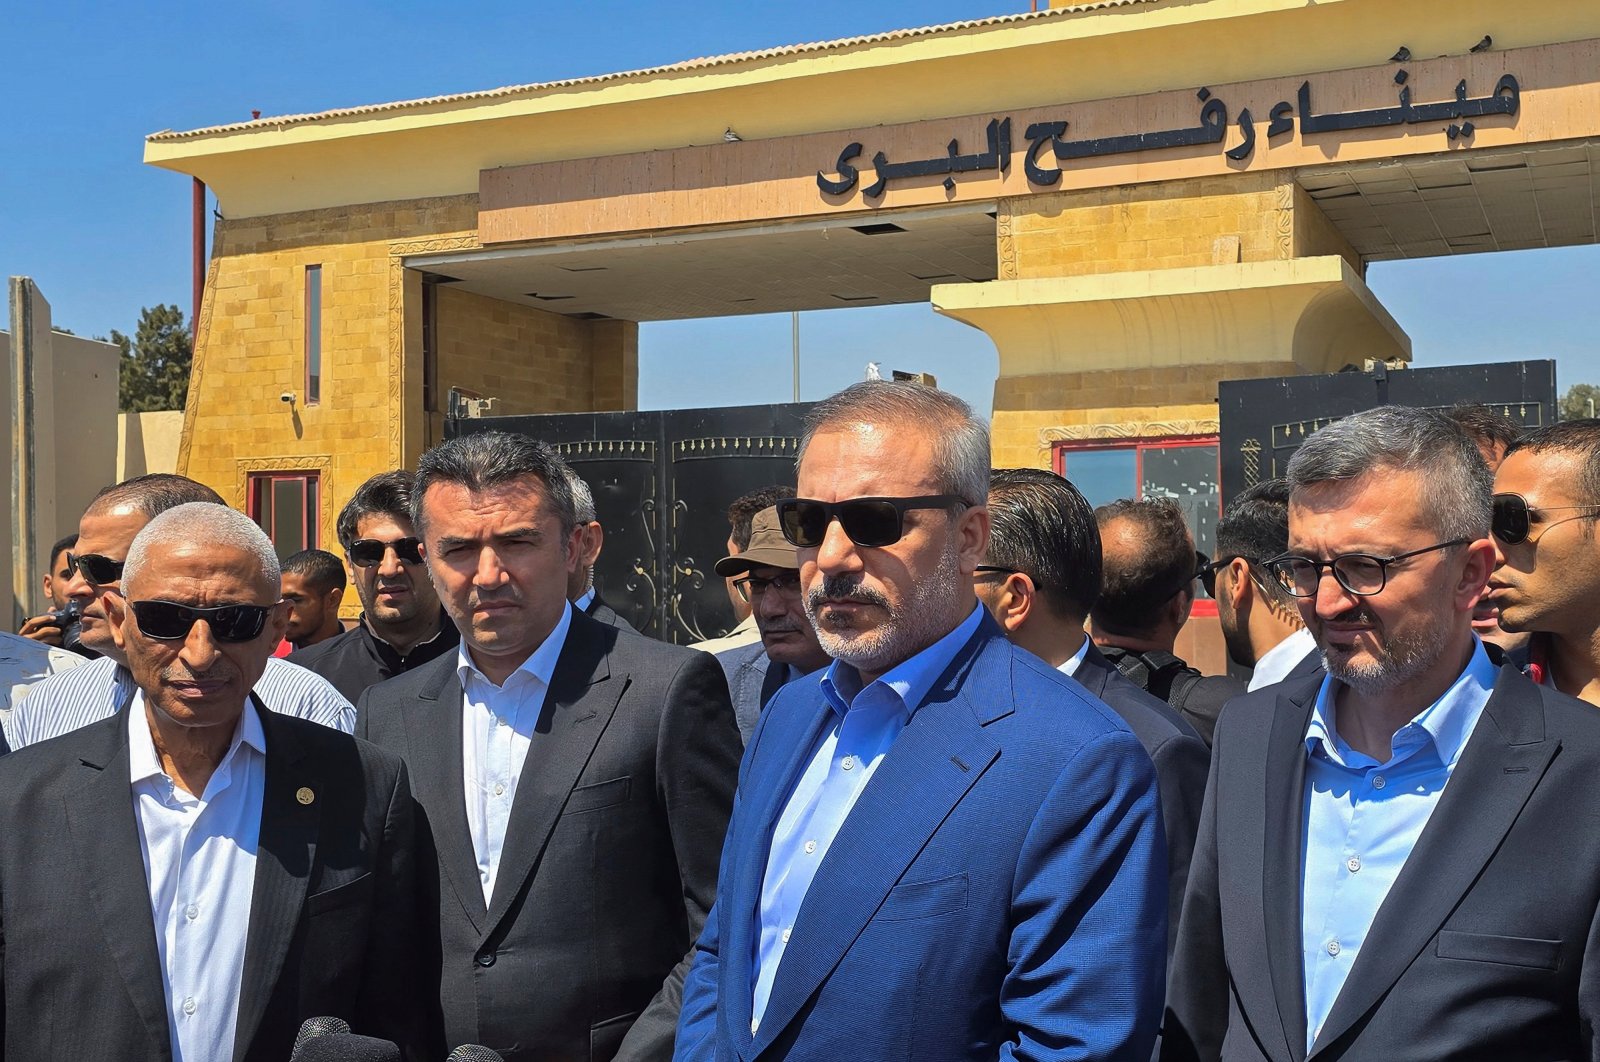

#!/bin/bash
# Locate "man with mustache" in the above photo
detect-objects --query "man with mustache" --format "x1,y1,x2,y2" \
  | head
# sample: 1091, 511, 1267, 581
291, 471, 458, 703
356, 432, 740, 1061
0, 503, 425, 1060
1444, 403, 1527, 652
1165, 406, 1600, 1062
1486, 419, 1600, 706
676, 381, 1167, 1062
6, 475, 354, 749
709, 505, 830, 742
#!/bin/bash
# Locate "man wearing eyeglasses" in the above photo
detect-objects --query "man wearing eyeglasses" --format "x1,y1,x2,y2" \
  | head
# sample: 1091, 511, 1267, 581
1165, 406, 1600, 1062
676, 382, 1166, 1062
1486, 419, 1600, 706
6, 474, 355, 750
708, 505, 831, 742
290, 471, 459, 704
0, 502, 427, 1060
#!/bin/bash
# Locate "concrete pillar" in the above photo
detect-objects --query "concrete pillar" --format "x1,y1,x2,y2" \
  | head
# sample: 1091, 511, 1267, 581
591, 319, 639, 412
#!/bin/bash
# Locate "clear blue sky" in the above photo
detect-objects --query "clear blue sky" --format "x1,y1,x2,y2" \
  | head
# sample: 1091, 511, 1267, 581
4, 1, 1594, 418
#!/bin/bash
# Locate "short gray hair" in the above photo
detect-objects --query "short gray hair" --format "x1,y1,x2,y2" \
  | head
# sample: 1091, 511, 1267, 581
567, 469, 597, 523
1287, 406, 1491, 539
412, 432, 578, 536
123, 503, 281, 597
798, 381, 990, 505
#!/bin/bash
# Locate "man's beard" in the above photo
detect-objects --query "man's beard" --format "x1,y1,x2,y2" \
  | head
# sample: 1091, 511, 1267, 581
1315, 603, 1452, 697
804, 538, 962, 675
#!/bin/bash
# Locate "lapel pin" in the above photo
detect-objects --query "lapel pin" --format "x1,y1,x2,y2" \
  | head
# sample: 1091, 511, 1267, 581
296, 786, 316, 805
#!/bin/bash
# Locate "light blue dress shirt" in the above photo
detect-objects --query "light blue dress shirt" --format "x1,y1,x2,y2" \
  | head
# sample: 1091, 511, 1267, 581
750, 603, 985, 1032
1300, 638, 1496, 1053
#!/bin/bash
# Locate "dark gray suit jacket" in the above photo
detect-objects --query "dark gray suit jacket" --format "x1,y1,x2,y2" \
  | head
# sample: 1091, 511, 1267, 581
0, 701, 425, 1061
1075, 643, 1210, 958
1165, 665, 1600, 1062
586, 592, 638, 633
356, 609, 741, 1062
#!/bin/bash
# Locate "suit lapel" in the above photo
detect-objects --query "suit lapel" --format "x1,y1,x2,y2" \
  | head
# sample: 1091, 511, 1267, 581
234, 702, 320, 1061
402, 655, 487, 930
62, 714, 174, 1062
483, 614, 620, 933
1309, 667, 1556, 1057
748, 630, 1003, 1057
1261, 679, 1319, 1062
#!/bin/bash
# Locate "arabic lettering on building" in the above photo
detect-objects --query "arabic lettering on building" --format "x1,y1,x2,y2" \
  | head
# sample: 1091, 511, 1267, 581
816, 71, 1521, 199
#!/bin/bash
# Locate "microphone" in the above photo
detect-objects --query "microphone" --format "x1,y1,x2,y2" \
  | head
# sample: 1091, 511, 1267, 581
446, 1048, 506, 1062
290, 1033, 401, 1061
293, 1016, 351, 1055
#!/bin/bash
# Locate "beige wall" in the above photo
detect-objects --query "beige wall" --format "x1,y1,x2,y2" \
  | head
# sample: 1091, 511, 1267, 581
117, 410, 184, 480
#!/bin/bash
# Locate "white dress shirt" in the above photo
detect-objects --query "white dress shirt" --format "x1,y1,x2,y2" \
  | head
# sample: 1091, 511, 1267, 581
1055, 638, 1092, 678
130, 693, 265, 1062
459, 602, 573, 905
1248, 627, 1319, 691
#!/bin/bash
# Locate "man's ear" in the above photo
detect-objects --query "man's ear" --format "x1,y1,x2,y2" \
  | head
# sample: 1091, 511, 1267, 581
1227, 558, 1252, 613
327, 586, 344, 610
106, 593, 129, 653
996, 573, 1034, 634
579, 522, 604, 569
956, 505, 993, 574
1168, 586, 1195, 629
266, 599, 291, 643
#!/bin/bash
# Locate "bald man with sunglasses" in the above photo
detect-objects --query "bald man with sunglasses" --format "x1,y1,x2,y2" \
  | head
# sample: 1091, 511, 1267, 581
290, 471, 459, 704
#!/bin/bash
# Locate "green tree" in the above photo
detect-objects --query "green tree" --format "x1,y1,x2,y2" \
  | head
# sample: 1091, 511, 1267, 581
1559, 383, 1600, 422
115, 304, 192, 412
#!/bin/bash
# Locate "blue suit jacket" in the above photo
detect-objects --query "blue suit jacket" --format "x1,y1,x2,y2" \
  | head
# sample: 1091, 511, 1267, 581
675, 614, 1168, 1062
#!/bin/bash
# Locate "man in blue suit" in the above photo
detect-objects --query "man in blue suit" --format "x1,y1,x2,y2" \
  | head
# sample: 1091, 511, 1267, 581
675, 381, 1168, 1062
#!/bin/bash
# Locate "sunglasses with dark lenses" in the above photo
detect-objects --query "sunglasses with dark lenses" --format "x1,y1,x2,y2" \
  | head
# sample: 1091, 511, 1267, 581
1196, 555, 1249, 599
69, 552, 125, 586
1491, 492, 1600, 545
775, 495, 968, 549
348, 537, 424, 567
732, 570, 802, 602
129, 599, 274, 643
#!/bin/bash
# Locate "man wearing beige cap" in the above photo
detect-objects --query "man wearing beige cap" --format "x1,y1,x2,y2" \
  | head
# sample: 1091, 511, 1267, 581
709, 506, 831, 742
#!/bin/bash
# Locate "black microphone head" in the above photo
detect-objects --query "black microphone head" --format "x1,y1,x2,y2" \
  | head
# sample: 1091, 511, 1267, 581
294, 1016, 352, 1052
446, 1047, 507, 1062
291, 1033, 401, 1062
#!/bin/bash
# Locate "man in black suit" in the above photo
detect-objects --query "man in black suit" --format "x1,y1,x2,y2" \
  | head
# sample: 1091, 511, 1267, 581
0, 502, 423, 1061
564, 466, 638, 632
357, 431, 741, 1062
1165, 406, 1600, 1062
975, 467, 1208, 955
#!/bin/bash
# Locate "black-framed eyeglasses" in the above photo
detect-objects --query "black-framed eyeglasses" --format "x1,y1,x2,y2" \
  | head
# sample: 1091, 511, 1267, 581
776, 495, 968, 549
68, 552, 124, 586
1196, 555, 1251, 599
1263, 538, 1470, 598
129, 599, 275, 643
732, 570, 802, 602
348, 537, 424, 567
1491, 492, 1600, 545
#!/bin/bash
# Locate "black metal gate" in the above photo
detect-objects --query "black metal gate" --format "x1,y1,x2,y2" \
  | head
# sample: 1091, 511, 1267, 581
1219, 360, 1557, 507
448, 403, 813, 643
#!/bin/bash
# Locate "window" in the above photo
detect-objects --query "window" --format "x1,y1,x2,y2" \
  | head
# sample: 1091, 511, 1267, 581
305, 264, 322, 405
248, 472, 319, 559
1055, 435, 1221, 608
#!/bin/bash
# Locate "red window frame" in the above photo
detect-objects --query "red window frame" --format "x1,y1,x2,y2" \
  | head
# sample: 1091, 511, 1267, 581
1052, 434, 1221, 618
247, 472, 320, 558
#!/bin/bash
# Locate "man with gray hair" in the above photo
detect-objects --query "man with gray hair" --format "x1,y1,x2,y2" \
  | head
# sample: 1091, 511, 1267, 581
563, 468, 636, 631
677, 382, 1167, 1061
357, 431, 740, 1061
0, 503, 426, 1060
7, 474, 354, 749
1166, 405, 1600, 1062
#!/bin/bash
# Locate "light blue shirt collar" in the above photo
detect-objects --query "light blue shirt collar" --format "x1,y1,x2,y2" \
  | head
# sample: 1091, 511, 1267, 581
457, 600, 573, 691
1306, 637, 1496, 770
819, 602, 985, 722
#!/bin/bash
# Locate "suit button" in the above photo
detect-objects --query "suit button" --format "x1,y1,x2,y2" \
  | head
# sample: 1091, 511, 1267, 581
476, 952, 496, 967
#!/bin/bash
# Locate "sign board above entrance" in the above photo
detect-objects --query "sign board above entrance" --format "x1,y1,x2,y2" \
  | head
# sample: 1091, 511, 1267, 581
478, 40, 1595, 246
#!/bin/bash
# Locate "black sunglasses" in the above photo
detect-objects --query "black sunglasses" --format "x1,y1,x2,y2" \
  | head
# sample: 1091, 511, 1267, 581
776, 495, 967, 549
1196, 554, 1250, 599
1491, 492, 1600, 545
1263, 539, 1469, 599
348, 537, 424, 567
732, 570, 802, 602
69, 552, 124, 586
129, 599, 274, 643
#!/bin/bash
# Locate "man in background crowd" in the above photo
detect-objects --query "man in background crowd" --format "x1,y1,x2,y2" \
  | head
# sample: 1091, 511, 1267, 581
1445, 403, 1527, 652
6, 474, 355, 749
710, 504, 830, 741
691, 485, 795, 653
1092, 497, 1245, 738
976, 466, 1207, 953
1209, 479, 1319, 701
280, 548, 346, 651
565, 469, 636, 631
290, 470, 458, 704
1489, 419, 1600, 705
18, 533, 82, 649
